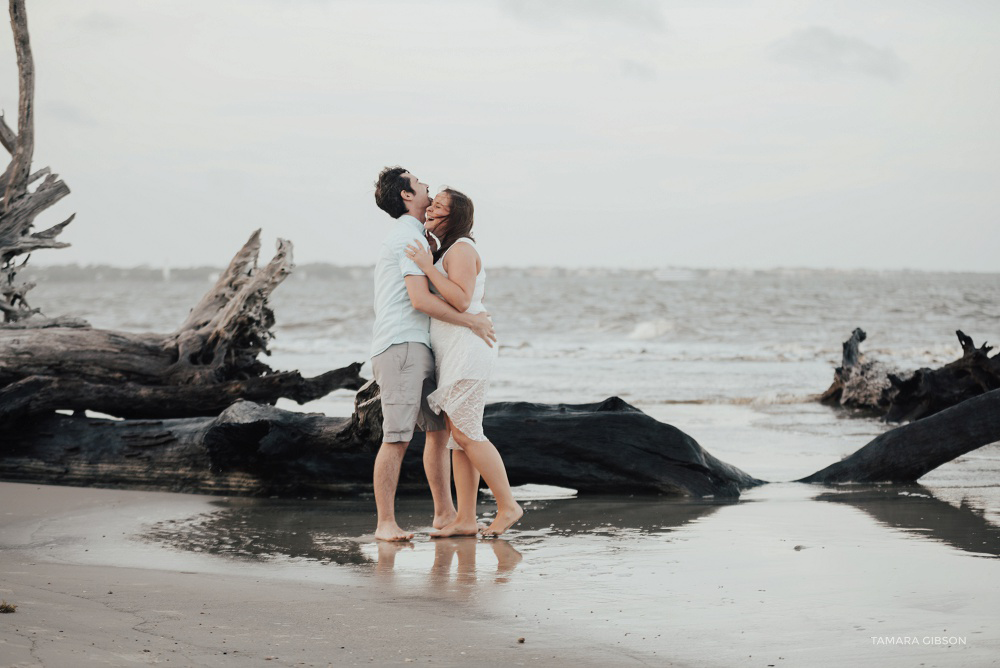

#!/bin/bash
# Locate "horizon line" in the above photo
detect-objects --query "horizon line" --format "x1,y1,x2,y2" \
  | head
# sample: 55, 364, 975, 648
21, 262, 1000, 276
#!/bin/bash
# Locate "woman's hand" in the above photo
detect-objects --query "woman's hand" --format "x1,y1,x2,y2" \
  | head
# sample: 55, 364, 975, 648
404, 241, 434, 272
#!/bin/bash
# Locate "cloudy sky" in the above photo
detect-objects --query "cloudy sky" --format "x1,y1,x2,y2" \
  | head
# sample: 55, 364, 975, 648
2, 0, 998, 271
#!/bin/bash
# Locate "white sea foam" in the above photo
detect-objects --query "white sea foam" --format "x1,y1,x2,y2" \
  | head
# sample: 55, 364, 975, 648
728, 392, 818, 406
628, 318, 675, 340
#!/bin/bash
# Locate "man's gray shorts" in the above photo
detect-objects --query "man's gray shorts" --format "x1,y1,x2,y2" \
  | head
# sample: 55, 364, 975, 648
371, 342, 446, 443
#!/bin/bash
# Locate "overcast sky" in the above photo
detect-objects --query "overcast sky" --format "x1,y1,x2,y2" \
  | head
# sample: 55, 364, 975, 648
2, 0, 998, 271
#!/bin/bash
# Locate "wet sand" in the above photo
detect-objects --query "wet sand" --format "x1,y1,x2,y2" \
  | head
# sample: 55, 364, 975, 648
2, 477, 999, 667
0, 483, 634, 667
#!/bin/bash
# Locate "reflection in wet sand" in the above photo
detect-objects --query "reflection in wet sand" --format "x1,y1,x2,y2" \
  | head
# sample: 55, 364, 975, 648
816, 484, 1000, 558
375, 540, 413, 575
143, 493, 730, 573
364, 534, 527, 592
426, 538, 523, 584
144, 498, 374, 566
430, 538, 477, 587
511, 495, 732, 536
492, 538, 524, 581
371, 537, 526, 602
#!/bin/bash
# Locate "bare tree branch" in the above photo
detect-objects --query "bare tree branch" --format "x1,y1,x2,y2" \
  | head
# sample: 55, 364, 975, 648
0, 1, 73, 323
0, 113, 15, 155
3, 0, 35, 209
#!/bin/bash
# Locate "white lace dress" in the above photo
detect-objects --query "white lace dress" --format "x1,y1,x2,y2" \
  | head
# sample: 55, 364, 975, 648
426, 238, 498, 448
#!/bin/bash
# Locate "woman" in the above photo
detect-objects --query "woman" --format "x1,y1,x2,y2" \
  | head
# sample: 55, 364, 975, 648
404, 188, 523, 538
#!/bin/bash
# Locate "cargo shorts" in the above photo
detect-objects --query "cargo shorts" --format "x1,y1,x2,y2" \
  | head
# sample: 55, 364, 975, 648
371, 342, 447, 443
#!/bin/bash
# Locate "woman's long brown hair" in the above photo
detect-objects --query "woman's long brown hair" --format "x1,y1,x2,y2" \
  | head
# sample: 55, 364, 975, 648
430, 188, 475, 263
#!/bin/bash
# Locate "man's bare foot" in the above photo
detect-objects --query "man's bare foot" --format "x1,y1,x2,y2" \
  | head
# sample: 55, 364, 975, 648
430, 519, 480, 538
374, 522, 414, 542
432, 510, 457, 530
482, 504, 523, 537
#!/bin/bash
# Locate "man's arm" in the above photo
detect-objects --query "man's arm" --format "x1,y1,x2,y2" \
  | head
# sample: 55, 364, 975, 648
405, 275, 496, 347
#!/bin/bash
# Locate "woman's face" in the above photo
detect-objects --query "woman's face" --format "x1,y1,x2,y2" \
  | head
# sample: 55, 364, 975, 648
424, 192, 451, 234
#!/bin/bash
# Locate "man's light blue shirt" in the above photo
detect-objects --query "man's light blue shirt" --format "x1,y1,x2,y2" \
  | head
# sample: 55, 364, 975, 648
371, 215, 432, 358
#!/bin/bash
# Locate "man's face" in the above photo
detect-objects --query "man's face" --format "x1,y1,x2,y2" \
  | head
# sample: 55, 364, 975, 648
402, 173, 431, 213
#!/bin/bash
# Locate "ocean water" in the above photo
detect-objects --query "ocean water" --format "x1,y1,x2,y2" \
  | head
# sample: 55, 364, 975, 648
32, 267, 1000, 404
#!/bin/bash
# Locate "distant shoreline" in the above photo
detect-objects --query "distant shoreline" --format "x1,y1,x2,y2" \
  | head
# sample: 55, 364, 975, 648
20, 263, 1000, 282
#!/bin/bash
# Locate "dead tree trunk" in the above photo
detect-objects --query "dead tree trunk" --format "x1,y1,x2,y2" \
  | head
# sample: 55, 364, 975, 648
0, 231, 364, 424
0, 388, 766, 498
820, 328, 1000, 422
0, 4, 358, 433
0, 364, 364, 422
819, 328, 896, 413
1, 0, 74, 323
800, 388, 1000, 484
884, 331, 1000, 422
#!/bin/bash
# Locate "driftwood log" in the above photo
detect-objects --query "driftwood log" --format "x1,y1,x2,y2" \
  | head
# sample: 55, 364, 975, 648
1, 0, 73, 324
821, 328, 1000, 422
3, 370, 998, 496
800, 388, 1000, 484
0, 383, 765, 498
0, 231, 365, 426
884, 331, 1000, 422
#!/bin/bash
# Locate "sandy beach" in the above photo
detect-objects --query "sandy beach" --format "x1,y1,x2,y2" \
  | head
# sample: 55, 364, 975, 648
2, 475, 998, 668
0, 482, 632, 667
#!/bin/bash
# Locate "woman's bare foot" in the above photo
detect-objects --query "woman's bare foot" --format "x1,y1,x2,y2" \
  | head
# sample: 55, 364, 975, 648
430, 519, 480, 538
482, 504, 523, 537
432, 510, 457, 530
374, 522, 414, 542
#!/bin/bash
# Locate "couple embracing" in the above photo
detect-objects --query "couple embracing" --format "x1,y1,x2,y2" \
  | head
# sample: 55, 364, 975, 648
370, 166, 523, 542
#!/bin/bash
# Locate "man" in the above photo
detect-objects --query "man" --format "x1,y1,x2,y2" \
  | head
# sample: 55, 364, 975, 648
370, 166, 496, 542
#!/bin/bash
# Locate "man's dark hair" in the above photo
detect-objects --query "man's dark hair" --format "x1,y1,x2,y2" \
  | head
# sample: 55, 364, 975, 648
374, 166, 414, 219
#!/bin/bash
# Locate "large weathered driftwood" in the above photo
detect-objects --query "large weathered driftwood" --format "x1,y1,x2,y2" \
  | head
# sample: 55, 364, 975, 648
0, 365, 363, 422
1, 0, 73, 323
820, 328, 1000, 422
4, 381, 998, 495
481, 397, 761, 496
0, 386, 766, 498
800, 388, 1000, 484
0, 231, 363, 423
884, 331, 1000, 422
